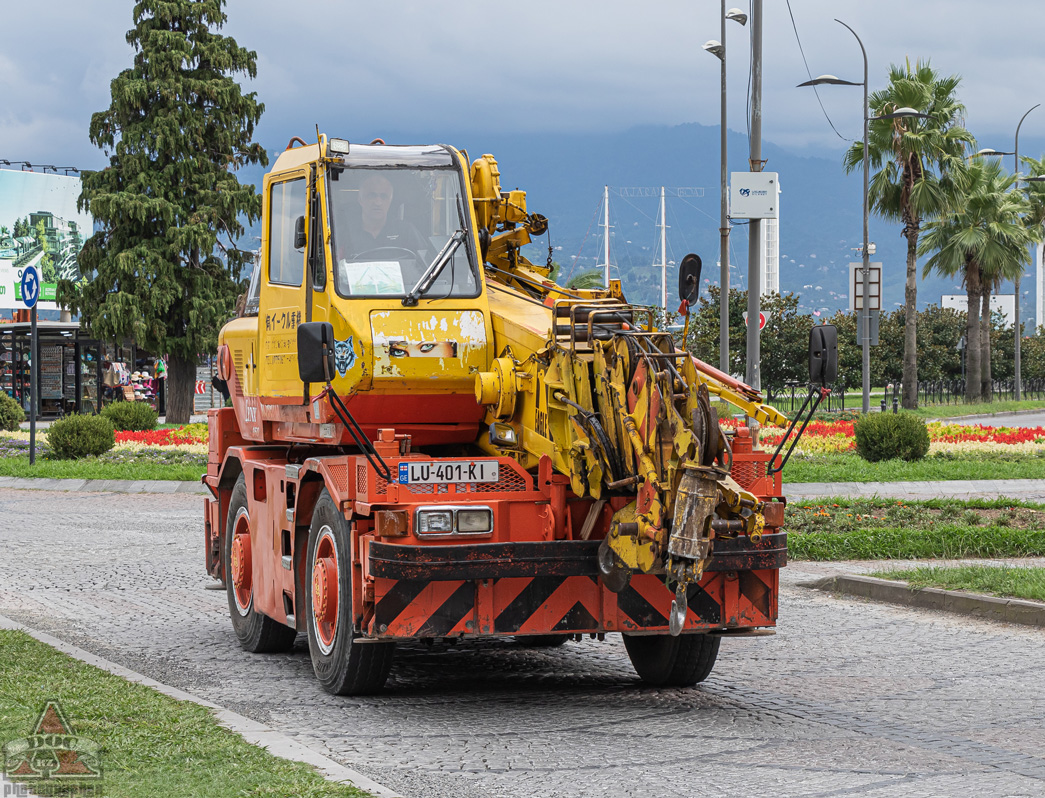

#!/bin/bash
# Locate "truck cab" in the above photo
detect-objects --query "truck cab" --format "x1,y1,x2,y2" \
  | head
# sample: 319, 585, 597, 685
220, 138, 493, 445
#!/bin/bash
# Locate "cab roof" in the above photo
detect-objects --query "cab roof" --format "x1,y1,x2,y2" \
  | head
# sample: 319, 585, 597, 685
271, 142, 456, 175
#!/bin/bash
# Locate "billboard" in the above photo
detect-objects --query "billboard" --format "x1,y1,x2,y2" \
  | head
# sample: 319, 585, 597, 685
0, 169, 93, 311
941, 293, 1015, 326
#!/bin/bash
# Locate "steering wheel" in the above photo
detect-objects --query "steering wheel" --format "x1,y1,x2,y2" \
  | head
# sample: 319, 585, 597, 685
346, 246, 426, 265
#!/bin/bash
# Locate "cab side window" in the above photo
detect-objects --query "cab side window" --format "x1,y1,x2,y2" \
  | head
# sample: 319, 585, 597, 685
269, 178, 307, 286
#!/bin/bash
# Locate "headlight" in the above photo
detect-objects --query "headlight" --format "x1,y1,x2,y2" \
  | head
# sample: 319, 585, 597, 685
417, 510, 453, 533
457, 509, 493, 533
327, 138, 350, 155
414, 506, 494, 536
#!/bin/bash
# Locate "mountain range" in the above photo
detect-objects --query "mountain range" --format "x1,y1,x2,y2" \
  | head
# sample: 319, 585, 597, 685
239, 122, 1035, 321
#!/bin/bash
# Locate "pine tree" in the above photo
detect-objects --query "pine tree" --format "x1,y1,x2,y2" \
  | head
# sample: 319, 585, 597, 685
63, 0, 267, 423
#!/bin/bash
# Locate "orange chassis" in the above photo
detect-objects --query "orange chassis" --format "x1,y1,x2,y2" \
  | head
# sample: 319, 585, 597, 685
204, 407, 786, 642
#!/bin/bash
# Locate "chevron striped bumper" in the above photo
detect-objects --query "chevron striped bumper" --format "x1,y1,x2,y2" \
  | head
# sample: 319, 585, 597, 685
364, 535, 785, 639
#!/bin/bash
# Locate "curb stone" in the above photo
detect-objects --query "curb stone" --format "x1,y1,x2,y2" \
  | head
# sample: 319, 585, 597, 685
800, 574, 1045, 627
0, 476, 208, 495
0, 614, 401, 798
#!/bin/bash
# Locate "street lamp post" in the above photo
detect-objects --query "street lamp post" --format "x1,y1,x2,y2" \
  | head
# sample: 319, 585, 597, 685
799, 19, 927, 413
971, 102, 1040, 401
703, 5, 747, 376
1014, 104, 1039, 400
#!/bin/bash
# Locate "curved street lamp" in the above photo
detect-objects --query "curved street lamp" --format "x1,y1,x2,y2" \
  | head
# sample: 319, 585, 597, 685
969, 147, 1016, 158
977, 103, 1039, 399
703, 4, 747, 375
798, 21, 927, 413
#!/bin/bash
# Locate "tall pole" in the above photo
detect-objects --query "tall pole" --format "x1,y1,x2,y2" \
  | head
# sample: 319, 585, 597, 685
718, 0, 731, 374
745, 0, 762, 392
841, 21, 870, 414
660, 186, 667, 312
603, 185, 611, 288
860, 44, 870, 414
29, 305, 37, 465
1014, 104, 1039, 401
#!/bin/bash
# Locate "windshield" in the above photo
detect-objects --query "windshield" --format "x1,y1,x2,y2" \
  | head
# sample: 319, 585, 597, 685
328, 165, 477, 299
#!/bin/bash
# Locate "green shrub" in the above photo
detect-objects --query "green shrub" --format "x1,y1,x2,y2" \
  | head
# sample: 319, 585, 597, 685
101, 400, 158, 431
854, 411, 930, 462
46, 414, 115, 459
0, 392, 25, 432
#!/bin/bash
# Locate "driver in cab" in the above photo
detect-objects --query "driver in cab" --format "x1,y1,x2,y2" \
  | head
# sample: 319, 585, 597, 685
342, 174, 428, 261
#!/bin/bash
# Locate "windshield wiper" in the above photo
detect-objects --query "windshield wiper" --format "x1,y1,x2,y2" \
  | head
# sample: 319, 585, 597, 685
402, 230, 465, 306
402, 195, 469, 307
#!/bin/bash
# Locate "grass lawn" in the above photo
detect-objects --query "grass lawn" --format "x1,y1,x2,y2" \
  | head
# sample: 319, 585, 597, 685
912, 398, 1045, 419
786, 498, 1045, 561
781, 451, 1045, 483
872, 564, 1045, 602
0, 630, 367, 798
0, 455, 205, 482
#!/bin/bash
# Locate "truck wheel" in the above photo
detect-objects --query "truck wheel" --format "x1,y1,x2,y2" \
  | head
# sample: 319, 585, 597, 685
225, 475, 297, 653
623, 633, 720, 687
305, 488, 394, 695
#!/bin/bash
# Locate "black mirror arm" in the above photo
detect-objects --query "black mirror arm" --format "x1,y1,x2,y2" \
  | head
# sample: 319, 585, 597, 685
317, 385, 392, 482
767, 385, 830, 476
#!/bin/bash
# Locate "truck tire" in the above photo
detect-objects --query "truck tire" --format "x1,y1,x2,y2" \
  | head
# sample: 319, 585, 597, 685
225, 475, 297, 653
623, 632, 720, 687
305, 488, 395, 695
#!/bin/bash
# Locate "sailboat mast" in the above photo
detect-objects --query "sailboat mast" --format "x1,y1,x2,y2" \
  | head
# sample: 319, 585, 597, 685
660, 186, 667, 311
603, 185, 611, 288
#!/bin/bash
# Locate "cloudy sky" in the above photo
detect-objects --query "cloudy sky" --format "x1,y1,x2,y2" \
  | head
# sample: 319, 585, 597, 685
4, 0, 1045, 170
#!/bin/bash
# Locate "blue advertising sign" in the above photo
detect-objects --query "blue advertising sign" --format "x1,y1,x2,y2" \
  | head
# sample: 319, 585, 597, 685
20, 265, 40, 309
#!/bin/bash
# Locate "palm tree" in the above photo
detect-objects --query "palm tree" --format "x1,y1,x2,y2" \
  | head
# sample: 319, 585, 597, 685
566, 269, 605, 290
844, 60, 973, 409
919, 158, 1032, 402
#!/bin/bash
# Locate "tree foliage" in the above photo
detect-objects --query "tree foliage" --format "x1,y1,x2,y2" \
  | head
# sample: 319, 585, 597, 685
919, 157, 1035, 401
62, 0, 267, 423
844, 60, 973, 409
687, 287, 812, 393
672, 284, 1027, 399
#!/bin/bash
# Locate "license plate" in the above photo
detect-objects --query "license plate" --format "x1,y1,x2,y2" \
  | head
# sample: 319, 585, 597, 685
398, 460, 499, 485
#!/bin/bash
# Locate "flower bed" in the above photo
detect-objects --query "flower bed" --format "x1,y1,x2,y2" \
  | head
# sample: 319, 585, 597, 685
0, 423, 209, 458
114, 425, 208, 447
4, 417, 1045, 462
718, 416, 1045, 457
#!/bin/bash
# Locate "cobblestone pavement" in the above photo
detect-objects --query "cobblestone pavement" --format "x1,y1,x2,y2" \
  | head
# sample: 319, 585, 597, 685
2, 489, 1044, 797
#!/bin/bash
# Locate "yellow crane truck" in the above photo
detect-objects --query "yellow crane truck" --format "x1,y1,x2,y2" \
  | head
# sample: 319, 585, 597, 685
203, 135, 836, 694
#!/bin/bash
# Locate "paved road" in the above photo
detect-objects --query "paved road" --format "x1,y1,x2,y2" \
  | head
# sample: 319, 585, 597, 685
2, 489, 1044, 797
937, 411, 1045, 428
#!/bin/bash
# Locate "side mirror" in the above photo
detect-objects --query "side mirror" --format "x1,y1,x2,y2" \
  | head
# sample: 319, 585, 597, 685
293, 215, 306, 250
298, 321, 335, 384
808, 325, 838, 385
678, 253, 701, 306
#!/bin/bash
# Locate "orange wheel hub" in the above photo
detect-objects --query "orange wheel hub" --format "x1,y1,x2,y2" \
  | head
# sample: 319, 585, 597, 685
311, 533, 339, 649
312, 557, 337, 624
230, 532, 252, 610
